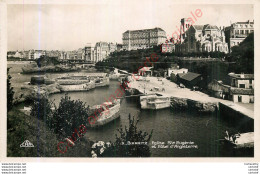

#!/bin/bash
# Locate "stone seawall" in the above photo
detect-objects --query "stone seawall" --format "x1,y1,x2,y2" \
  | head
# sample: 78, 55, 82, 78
170, 97, 218, 113
218, 102, 254, 132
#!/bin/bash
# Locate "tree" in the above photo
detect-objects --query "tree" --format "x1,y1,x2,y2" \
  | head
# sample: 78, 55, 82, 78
30, 94, 53, 127
51, 94, 89, 137
93, 114, 153, 157
230, 32, 254, 73
7, 68, 14, 112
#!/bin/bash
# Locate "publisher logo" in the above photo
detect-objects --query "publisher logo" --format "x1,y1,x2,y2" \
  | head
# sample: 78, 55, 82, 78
20, 140, 34, 147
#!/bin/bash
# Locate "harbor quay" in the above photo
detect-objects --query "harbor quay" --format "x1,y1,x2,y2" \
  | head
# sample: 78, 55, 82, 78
127, 76, 254, 119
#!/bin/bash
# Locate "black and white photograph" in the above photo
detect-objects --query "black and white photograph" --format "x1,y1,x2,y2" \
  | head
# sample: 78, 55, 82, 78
4, 1, 255, 158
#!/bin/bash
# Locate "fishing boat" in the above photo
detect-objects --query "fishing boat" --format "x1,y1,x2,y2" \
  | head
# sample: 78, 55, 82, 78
140, 95, 171, 110
88, 100, 120, 128
220, 132, 254, 149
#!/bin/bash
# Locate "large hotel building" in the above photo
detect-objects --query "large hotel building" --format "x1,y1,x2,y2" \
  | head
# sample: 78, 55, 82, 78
122, 27, 167, 50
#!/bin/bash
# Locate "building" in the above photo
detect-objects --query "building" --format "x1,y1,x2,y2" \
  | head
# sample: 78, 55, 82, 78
46, 50, 60, 58
116, 44, 123, 51
76, 48, 84, 60
94, 42, 110, 62
23, 51, 30, 59
27, 50, 46, 59
138, 67, 153, 76
168, 68, 188, 77
83, 41, 118, 62
208, 73, 254, 103
179, 18, 193, 43
175, 20, 228, 53
108, 43, 117, 53
177, 72, 202, 88
122, 27, 167, 50
84, 43, 95, 62
161, 41, 175, 53
224, 20, 254, 52
83, 42, 118, 62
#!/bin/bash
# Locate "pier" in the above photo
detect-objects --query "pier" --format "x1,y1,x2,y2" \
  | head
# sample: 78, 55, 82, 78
128, 76, 254, 119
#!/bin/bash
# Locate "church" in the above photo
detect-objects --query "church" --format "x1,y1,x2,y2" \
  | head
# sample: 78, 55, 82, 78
175, 18, 229, 54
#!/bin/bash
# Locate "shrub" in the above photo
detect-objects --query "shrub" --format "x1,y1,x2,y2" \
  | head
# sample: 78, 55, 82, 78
7, 68, 14, 112
92, 114, 153, 157
51, 94, 89, 137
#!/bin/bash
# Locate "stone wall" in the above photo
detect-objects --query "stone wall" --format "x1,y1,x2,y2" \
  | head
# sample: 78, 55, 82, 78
170, 97, 217, 113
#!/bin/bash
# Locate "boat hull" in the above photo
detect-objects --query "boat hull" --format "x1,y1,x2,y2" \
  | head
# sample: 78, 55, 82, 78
60, 82, 95, 92
88, 101, 120, 128
140, 95, 171, 110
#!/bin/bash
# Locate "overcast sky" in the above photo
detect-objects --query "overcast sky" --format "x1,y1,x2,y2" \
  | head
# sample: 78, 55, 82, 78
7, 1, 253, 51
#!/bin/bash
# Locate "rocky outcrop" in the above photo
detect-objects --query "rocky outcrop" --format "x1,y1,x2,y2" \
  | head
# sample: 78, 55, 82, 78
170, 97, 217, 113
14, 83, 61, 104
22, 64, 79, 74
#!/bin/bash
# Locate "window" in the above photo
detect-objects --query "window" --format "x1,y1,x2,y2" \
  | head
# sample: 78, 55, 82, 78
239, 84, 245, 88
240, 30, 244, 34
245, 30, 249, 35
235, 30, 239, 34
238, 96, 242, 102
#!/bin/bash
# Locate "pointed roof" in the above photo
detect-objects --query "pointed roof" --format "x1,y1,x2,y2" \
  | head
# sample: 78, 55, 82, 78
192, 25, 204, 30
203, 24, 219, 30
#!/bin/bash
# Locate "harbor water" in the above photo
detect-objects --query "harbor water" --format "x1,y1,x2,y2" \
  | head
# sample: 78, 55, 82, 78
8, 62, 253, 157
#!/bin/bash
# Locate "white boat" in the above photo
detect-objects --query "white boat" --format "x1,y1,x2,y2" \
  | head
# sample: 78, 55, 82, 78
60, 81, 95, 92
88, 100, 120, 127
140, 95, 171, 110
94, 77, 110, 87
223, 132, 254, 149
56, 76, 90, 85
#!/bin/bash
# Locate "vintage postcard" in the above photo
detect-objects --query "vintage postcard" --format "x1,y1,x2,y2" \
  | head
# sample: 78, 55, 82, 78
0, 0, 259, 162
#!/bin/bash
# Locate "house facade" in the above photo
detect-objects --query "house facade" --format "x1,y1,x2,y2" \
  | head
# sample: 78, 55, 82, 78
208, 73, 254, 103
224, 20, 254, 52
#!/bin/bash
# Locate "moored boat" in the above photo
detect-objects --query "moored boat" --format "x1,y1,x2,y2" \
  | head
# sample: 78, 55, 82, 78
60, 81, 95, 92
94, 77, 110, 87
88, 100, 120, 128
140, 95, 171, 110
56, 76, 90, 85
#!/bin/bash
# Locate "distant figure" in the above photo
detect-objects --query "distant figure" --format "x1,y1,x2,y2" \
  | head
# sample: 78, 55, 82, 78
162, 88, 165, 92
225, 130, 230, 140
232, 135, 237, 143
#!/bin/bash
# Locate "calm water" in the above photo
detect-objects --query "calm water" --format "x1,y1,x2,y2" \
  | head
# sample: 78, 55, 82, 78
8, 62, 253, 157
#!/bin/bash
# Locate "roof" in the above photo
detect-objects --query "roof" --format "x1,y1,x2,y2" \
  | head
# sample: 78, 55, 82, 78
236, 21, 254, 24
123, 27, 165, 33
230, 88, 254, 95
193, 25, 204, 30
203, 24, 219, 30
139, 67, 153, 72
228, 73, 254, 80
177, 72, 201, 81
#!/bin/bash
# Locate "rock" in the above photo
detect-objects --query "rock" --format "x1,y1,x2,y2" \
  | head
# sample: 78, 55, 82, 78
171, 97, 217, 113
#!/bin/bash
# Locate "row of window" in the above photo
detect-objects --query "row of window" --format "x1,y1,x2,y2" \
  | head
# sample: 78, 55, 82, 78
234, 29, 253, 35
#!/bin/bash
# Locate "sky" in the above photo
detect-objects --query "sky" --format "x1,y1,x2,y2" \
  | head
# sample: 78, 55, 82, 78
7, 1, 254, 51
